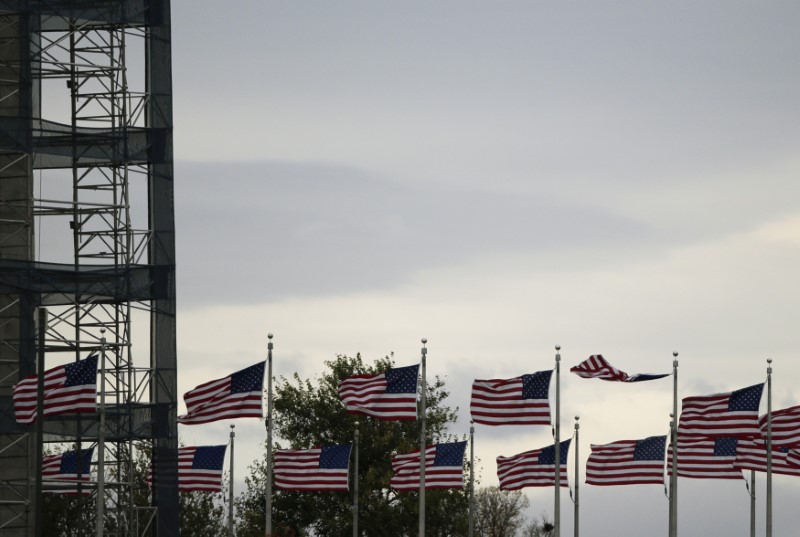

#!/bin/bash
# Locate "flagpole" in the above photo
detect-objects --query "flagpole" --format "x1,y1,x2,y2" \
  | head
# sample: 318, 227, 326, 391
353, 421, 359, 537
574, 416, 579, 537
419, 338, 428, 537
669, 351, 679, 537
554, 345, 561, 537
96, 328, 106, 537
468, 420, 475, 537
750, 471, 756, 537
265, 333, 274, 537
34, 308, 47, 537
229, 424, 235, 537
766, 358, 772, 537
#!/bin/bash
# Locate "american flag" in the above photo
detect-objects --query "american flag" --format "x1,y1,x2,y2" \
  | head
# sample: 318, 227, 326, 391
585, 436, 666, 486
677, 383, 764, 439
12, 355, 97, 424
42, 447, 94, 495
786, 449, 800, 468
177, 362, 265, 425
337, 364, 419, 421
734, 439, 800, 477
758, 405, 800, 447
496, 440, 571, 491
667, 438, 743, 480
570, 355, 669, 383
147, 445, 228, 492
390, 441, 466, 491
470, 370, 552, 426
274, 444, 352, 491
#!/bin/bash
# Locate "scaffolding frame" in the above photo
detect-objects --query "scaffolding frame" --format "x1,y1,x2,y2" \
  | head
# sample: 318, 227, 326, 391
0, 2, 176, 536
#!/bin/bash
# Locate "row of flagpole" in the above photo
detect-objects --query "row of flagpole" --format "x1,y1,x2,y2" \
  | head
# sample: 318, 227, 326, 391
254, 338, 777, 537
27, 315, 780, 537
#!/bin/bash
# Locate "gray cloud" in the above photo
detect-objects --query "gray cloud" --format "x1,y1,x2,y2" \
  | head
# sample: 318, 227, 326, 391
175, 160, 652, 306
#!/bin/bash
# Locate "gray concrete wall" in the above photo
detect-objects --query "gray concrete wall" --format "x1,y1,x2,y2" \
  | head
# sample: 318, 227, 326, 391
0, 10, 35, 537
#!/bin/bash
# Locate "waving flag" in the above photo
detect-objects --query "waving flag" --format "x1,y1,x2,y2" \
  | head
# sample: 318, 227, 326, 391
570, 355, 669, 382
274, 444, 352, 491
338, 364, 419, 421
470, 370, 552, 426
734, 440, 800, 477
497, 440, 571, 491
677, 383, 764, 439
13, 355, 97, 424
177, 362, 264, 425
391, 441, 466, 491
148, 445, 227, 492
758, 405, 800, 447
667, 438, 743, 479
42, 447, 94, 495
586, 436, 666, 486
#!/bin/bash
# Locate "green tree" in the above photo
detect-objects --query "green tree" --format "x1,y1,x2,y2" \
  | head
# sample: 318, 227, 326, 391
472, 486, 530, 537
521, 513, 555, 537
235, 353, 469, 537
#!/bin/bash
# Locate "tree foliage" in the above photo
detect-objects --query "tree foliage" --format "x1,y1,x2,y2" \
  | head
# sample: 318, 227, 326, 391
521, 513, 555, 537
235, 353, 469, 537
473, 486, 530, 537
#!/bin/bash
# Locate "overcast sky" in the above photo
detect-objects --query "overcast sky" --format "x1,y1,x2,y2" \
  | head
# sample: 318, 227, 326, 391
168, 2, 800, 535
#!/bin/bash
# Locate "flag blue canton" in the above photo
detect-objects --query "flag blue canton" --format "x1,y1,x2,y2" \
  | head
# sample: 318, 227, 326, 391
434, 441, 467, 466
230, 362, 265, 394
65, 355, 97, 387
728, 384, 763, 411
191, 445, 227, 470
714, 437, 739, 457
385, 364, 419, 394
60, 449, 92, 474
320, 444, 352, 469
634, 436, 666, 461
538, 440, 571, 464
522, 370, 552, 399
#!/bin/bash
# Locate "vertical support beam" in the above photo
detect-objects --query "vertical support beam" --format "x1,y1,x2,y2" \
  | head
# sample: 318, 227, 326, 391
418, 338, 427, 537
554, 345, 561, 537
0, 11, 35, 530
766, 359, 772, 537
229, 424, 235, 537
574, 416, 579, 537
669, 352, 679, 537
147, 1, 178, 534
468, 421, 474, 537
750, 471, 756, 537
352, 421, 359, 537
34, 309, 47, 537
265, 334, 273, 536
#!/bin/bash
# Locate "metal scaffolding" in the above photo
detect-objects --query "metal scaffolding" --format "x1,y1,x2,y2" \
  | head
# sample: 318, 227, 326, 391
0, 2, 177, 536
